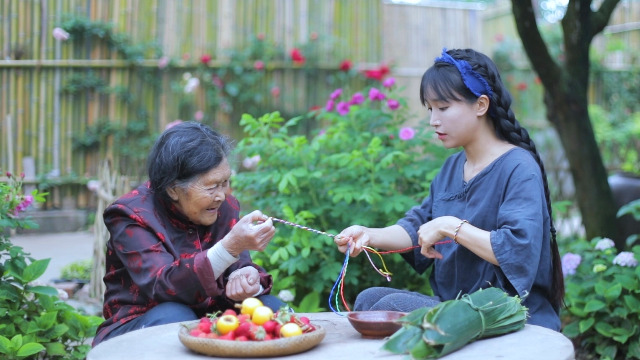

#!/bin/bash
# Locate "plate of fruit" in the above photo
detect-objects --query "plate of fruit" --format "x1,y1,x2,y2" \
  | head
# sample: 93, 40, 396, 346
178, 297, 326, 357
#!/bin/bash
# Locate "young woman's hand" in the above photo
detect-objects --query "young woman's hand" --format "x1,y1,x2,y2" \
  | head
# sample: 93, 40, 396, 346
335, 225, 370, 257
417, 216, 459, 259
222, 210, 275, 256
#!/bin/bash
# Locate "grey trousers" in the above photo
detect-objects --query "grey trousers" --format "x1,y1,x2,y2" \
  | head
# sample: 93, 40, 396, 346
353, 287, 441, 312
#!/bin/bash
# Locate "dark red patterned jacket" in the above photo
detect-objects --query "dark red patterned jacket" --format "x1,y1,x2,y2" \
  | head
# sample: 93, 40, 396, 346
93, 182, 272, 345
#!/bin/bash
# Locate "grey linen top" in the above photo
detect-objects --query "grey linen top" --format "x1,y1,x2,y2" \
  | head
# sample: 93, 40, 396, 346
397, 147, 561, 331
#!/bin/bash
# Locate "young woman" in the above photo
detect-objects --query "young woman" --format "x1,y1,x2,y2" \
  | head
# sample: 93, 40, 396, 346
334, 48, 564, 331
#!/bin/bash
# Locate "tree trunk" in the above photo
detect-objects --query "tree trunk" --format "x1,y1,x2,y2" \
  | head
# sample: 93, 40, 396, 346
544, 90, 620, 243
511, 0, 622, 244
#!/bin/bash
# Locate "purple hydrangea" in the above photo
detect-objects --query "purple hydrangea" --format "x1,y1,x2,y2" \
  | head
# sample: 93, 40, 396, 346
613, 252, 638, 267
595, 238, 615, 251
561, 253, 582, 277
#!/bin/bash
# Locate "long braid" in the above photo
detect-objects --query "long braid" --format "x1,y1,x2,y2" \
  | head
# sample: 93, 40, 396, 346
460, 49, 565, 308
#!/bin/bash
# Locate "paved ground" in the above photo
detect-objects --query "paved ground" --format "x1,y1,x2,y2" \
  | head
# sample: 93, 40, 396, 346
11, 230, 95, 283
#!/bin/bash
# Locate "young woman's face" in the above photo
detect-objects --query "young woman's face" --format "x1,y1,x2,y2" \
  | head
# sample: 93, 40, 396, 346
426, 96, 484, 149
167, 158, 232, 226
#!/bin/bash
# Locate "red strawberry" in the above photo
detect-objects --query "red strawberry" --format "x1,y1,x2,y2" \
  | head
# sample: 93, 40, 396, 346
222, 308, 237, 317
235, 335, 249, 341
198, 318, 213, 333
248, 324, 268, 341
234, 321, 252, 338
299, 316, 310, 325
262, 320, 278, 335
190, 329, 203, 337
218, 330, 235, 340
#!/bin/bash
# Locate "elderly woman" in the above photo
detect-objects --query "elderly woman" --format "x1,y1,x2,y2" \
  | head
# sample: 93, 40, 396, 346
93, 122, 282, 346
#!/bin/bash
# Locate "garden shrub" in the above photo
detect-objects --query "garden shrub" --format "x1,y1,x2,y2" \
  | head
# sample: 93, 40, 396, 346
0, 173, 103, 359
561, 237, 640, 359
231, 82, 452, 312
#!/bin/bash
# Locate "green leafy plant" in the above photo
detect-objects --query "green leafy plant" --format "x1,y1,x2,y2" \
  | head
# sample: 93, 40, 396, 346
0, 172, 103, 359
231, 82, 451, 312
561, 237, 640, 360
60, 260, 92, 282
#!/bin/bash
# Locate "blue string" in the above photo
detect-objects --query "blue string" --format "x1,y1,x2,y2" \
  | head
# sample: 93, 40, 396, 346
329, 244, 350, 316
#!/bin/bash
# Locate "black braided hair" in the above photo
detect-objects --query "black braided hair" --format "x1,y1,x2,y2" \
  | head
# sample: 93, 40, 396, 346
420, 48, 565, 308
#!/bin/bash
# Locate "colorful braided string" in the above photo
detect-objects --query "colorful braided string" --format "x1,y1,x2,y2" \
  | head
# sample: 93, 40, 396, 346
268, 216, 453, 315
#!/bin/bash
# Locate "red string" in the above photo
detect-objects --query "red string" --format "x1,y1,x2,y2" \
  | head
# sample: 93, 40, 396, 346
338, 239, 453, 312
365, 239, 453, 255
339, 262, 351, 312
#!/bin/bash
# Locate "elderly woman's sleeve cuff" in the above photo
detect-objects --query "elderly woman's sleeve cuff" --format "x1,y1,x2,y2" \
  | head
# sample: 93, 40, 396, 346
207, 242, 239, 280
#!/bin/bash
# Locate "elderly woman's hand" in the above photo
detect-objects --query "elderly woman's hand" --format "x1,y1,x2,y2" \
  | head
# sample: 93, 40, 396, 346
221, 210, 275, 256
225, 266, 261, 301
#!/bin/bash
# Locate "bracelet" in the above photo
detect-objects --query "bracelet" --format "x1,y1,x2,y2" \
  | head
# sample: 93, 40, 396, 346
453, 220, 469, 244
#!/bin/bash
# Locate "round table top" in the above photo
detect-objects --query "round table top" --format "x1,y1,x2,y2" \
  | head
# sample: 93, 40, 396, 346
88, 312, 575, 360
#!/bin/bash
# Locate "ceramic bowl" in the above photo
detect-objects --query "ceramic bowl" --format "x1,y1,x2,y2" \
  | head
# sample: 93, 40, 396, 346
347, 311, 407, 338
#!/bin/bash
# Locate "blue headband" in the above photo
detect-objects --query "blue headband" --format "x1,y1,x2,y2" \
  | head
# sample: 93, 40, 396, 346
434, 48, 492, 98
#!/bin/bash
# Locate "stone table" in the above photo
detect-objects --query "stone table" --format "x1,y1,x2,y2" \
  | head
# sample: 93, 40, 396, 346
87, 312, 575, 360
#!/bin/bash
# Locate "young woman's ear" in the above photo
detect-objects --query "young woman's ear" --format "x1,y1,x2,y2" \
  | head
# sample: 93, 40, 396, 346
476, 95, 490, 116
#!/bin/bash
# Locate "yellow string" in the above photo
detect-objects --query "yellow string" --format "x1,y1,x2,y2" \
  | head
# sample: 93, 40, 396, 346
363, 246, 393, 278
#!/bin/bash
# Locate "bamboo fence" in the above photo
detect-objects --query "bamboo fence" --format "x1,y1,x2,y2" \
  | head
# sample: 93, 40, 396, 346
1, 0, 638, 210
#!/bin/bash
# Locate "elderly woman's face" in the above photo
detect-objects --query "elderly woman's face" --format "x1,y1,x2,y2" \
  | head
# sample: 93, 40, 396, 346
167, 158, 232, 226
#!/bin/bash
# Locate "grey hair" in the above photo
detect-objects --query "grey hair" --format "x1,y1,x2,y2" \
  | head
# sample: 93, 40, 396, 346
147, 121, 233, 202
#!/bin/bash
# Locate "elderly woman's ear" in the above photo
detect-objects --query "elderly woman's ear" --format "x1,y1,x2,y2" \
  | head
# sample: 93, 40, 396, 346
166, 185, 179, 202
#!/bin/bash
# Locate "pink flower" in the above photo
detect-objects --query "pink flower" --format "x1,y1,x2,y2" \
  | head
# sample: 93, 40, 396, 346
194, 110, 204, 121
166, 120, 183, 129
325, 100, 335, 112
382, 77, 396, 88
290, 48, 306, 65
350, 92, 365, 105
158, 56, 170, 69
271, 86, 280, 98
52, 27, 70, 41
254, 60, 265, 70
364, 64, 390, 81
339, 60, 352, 72
517, 82, 528, 91
368, 88, 386, 101
329, 89, 342, 100
15, 195, 34, 213
310, 32, 318, 41
200, 54, 212, 65
336, 101, 350, 116
257, 33, 265, 41
387, 98, 400, 110
399, 127, 415, 141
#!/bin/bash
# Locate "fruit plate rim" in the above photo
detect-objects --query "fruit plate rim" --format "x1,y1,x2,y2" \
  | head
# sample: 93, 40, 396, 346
178, 320, 326, 358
